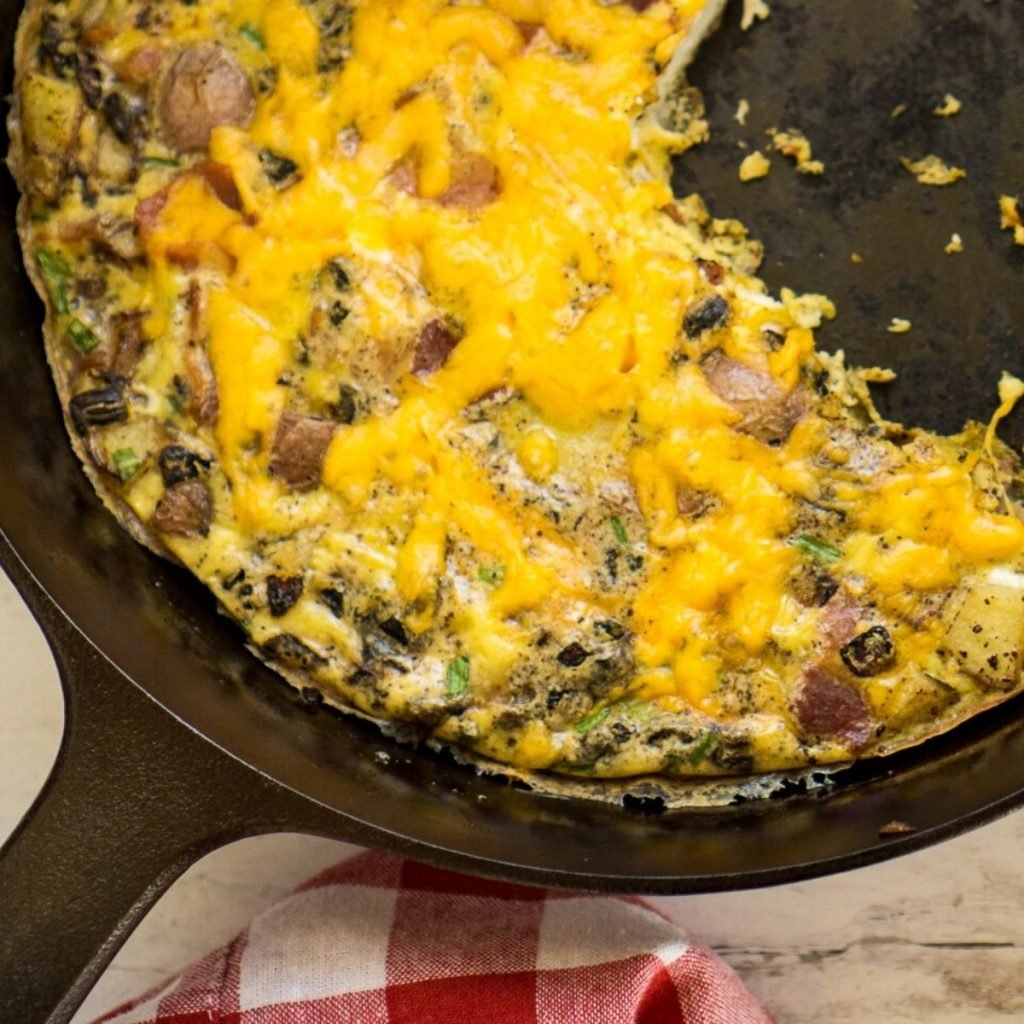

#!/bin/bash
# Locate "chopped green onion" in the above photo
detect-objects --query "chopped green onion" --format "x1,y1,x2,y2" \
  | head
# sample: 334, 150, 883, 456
37, 249, 70, 314
239, 21, 265, 49
112, 447, 142, 481
37, 249, 69, 280
53, 280, 69, 315
446, 655, 471, 697
67, 318, 101, 354
620, 697, 655, 722
142, 154, 180, 169
793, 534, 842, 562
477, 564, 505, 586
574, 705, 610, 734
688, 730, 719, 765
610, 516, 628, 544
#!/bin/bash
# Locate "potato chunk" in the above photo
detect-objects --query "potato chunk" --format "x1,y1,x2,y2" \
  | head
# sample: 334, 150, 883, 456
21, 71, 80, 155
946, 582, 1024, 689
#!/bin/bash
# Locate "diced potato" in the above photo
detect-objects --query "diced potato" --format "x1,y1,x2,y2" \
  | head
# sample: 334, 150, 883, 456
21, 72, 81, 157
866, 668, 960, 730
945, 583, 1024, 689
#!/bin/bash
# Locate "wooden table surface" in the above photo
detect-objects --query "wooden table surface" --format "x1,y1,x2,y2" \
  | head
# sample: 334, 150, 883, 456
2, 568, 1022, 1024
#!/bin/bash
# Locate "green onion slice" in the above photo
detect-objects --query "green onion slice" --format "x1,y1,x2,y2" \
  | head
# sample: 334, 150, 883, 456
239, 22, 265, 48
37, 249, 69, 281
142, 154, 181, 169
574, 705, 610, 734
37, 249, 70, 314
610, 515, 628, 544
792, 534, 842, 562
446, 655, 471, 697
112, 447, 142, 481
67, 318, 101, 354
477, 564, 505, 586
688, 730, 719, 765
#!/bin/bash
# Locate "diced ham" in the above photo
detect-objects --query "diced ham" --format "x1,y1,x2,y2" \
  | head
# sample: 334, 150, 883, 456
389, 159, 418, 196
135, 165, 243, 264
696, 258, 724, 285
816, 595, 861, 653
660, 204, 685, 225
516, 22, 542, 44
411, 319, 459, 377
193, 161, 243, 211
794, 667, 871, 749
134, 188, 170, 234
438, 154, 500, 210
117, 44, 164, 84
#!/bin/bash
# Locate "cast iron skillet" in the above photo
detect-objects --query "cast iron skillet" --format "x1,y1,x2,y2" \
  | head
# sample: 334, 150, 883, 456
1, 1, 1023, 1021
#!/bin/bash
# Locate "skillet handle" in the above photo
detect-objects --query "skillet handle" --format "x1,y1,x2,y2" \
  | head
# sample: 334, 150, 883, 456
0, 562, 342, 1024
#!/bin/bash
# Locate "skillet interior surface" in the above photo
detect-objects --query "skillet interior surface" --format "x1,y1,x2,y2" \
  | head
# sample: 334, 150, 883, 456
1, 0, 1024, 892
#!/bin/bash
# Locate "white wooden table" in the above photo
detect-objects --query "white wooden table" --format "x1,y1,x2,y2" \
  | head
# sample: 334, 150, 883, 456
2, 568, 1022, 1023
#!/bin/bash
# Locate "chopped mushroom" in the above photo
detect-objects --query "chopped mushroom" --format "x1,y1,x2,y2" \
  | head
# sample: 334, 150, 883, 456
158, 444, 210, 486
69, 383, 127, 434
683, 295, 730, 337
840, 626, 896, 677
158, 44, 255, 152
151, 479, 212, 536
270, 413, 336, 490
701, 348, 805, 444
267, 575, 304, 617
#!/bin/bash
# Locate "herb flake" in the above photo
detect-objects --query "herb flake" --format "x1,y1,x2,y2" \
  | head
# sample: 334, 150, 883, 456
478, 564, 506, 586
688, 730, 719, 764
239, 21, 265, 49
446, 655, 471, 697
575, 705, 610, 734
67, 318, 101, 354
610, 516, 628, 544
37, 249, 70, 314
793, 534, 842, 562
112, 447, 142, 481
142, 154, 181, 169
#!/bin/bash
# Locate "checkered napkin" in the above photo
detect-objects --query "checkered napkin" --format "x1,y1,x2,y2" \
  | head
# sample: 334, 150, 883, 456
95, 851, 774, 1023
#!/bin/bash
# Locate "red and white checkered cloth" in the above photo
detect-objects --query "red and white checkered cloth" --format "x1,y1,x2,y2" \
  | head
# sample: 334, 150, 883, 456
95, 851, 774, 1023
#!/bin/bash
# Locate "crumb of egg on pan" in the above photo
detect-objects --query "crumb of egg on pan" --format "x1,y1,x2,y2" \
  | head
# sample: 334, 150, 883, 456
741, 0, 770, 31
739, 151, 771, 182
878, 820, 917, 838
769, 128, 825, 175
891, 103, 908, 119
888, 318, 912, 334
999, 194, 1024, 245
933, 93, 962, 117
945, 233, 964, 254
850, 252, 863, 264
900, 155, 967, 186
735, 99, 750, 126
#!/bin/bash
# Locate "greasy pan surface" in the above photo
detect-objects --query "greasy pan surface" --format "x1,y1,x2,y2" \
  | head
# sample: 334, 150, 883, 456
2, 0, 1024, 891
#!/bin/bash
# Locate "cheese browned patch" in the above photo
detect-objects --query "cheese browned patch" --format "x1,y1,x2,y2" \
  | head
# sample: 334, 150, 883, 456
10, 0, 1024, 797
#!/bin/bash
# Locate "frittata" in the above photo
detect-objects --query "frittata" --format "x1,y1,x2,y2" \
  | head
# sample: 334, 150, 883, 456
10, 0, 1024, 801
